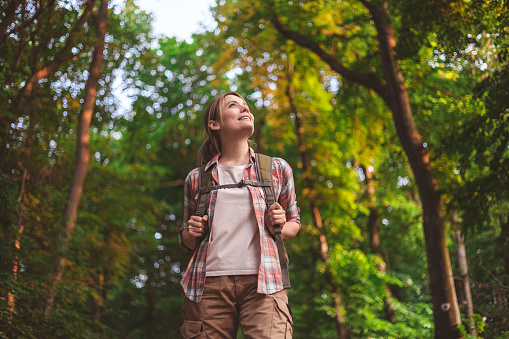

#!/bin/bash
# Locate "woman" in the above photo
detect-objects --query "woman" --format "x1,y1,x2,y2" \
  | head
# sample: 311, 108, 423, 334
179, 92, 300, 338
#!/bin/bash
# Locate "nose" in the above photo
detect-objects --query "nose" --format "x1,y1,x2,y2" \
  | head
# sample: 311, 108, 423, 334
240, 103, 249, 112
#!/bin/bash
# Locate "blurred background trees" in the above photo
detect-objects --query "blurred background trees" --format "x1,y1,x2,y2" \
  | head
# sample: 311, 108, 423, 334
0, 0, 507, 338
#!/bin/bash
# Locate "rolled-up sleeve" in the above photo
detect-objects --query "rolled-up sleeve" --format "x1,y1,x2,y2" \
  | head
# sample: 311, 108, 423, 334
179, 168, 199, 250
274, 158, 300, 226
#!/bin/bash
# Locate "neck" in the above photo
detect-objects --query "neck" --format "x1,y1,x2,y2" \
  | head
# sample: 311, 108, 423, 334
218, 140, 250, 166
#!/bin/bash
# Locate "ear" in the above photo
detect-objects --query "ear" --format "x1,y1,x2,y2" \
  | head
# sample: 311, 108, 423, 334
209, 120, 220, 131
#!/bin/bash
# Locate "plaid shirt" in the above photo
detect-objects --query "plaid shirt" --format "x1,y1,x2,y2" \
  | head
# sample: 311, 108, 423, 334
179, 148, 300, 302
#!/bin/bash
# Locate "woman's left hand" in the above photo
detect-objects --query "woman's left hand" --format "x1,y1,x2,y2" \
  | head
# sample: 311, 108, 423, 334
265, 202, 286, 236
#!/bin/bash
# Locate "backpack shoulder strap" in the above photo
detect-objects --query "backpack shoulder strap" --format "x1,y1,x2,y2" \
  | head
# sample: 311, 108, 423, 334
192, 164, 213, 250
256, 153, 276, 205
256, 153, 291, 289
196, 164, 212, 217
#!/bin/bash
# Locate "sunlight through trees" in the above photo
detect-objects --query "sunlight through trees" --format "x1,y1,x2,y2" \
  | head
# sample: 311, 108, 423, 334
1, 0, 508, 338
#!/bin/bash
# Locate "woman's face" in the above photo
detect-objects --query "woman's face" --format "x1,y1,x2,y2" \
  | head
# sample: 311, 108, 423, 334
210, 94, 254, 139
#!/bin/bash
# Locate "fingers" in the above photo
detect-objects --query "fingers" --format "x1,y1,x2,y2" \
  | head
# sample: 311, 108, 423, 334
266, 203, 286, 229
267, 202, 282, 213
187, 215, 208, 238
269, 214, 286, 227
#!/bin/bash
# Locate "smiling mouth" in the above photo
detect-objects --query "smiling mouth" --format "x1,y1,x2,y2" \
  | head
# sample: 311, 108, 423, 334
239, 116, 251, 121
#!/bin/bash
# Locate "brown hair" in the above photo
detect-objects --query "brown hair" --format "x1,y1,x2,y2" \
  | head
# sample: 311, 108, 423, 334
197, 92, 244, 166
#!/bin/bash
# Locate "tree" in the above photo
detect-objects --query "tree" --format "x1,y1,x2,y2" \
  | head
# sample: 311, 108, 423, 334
216, 0, 462, 336
42, 0, 109, 316
2, 0, 507, 336
452, 229, 477, 336
287, 53, 349, 338
0, 0, 95, 160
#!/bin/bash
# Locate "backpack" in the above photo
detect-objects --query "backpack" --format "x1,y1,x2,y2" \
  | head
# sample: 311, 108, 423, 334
195, 153, 291, 289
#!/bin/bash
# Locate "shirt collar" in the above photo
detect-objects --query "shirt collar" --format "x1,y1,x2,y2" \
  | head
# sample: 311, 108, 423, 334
204, 147, 256, 171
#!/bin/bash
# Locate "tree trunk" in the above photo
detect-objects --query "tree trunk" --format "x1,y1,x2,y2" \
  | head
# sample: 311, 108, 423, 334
313, 204, 348, 339
146, 278, 156, 339
494, 290, 508, 325
365, 4, 462, 337
287, 59, 348, 339
42, 0, 109, 317
271, 2, 462, 336
497, 216, 509, 326
91, 271, 104, 322
7, 166, 28, 326
452, 230, 477, 337
90, 269, 110, 338
361, 165, 395, 322
500, 217, 509, 277
7, 117, 36, 321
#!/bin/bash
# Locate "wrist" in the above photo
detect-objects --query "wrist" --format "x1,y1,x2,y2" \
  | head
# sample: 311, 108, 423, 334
179, 227, 196, 250
265, 223, 275, 237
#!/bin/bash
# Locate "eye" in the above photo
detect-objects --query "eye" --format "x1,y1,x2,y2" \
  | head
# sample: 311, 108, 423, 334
229, 102, 237, 107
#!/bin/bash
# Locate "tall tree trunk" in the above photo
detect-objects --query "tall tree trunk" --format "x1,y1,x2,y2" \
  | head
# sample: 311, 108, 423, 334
311, 203, 348, 339
146, 278, 156, 339
494, 290, 508, 326
91, 269, 110, 338
452, 230, 477, 337
91, 271, 104, 322
361, 165, 395, 322
7, 117, 36, 322
500, 217, 509, 277
7, 166, 28, 325
287, 59, 348, 339
497, 216, 509, 326
364, 4, 461, 337
42, 0, 109, 317
272, 1, 462, 336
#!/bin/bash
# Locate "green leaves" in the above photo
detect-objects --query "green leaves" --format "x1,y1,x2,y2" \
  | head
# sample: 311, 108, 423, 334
1, 0, 508, 337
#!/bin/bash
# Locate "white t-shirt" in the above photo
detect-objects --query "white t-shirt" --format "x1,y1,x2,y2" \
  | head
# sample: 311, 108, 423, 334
206, 164, 261, 276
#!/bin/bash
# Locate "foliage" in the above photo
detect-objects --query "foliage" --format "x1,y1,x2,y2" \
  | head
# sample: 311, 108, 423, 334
1, 0, 508, 337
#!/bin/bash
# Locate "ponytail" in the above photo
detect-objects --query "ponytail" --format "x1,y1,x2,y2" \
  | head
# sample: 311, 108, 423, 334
197, 137, 221, 166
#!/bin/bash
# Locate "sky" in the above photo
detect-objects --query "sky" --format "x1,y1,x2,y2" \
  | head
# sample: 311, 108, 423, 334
136, 0, 218, 42
112, 0, 219, 116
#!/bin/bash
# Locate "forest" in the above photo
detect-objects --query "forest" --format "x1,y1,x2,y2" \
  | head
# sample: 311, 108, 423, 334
0, 0, 508, 338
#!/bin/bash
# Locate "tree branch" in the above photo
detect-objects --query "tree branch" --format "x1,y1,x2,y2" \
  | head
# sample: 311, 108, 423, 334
4, 0, 57, 39
15, 0, 95, 111
427, 84, 463, 100
0, 1, 20, 46
473, 261, 508, 289
271, 16, 387, 100
321, 30, 374, 43
161, 179, 185, 188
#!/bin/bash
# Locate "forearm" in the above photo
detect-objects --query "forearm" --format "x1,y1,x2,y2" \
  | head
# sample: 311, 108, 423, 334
282, 220, 300, 241
180, 229, 197, 250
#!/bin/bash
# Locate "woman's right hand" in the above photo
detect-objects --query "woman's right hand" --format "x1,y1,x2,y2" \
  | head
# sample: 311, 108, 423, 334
187, 215, 209, 238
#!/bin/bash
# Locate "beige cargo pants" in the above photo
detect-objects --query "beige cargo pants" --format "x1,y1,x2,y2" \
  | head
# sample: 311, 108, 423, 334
180, 275, 293, 338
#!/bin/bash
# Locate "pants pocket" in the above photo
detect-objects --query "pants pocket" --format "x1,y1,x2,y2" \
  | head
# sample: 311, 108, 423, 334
180, 320, 203, 339
273, 297, 293, 338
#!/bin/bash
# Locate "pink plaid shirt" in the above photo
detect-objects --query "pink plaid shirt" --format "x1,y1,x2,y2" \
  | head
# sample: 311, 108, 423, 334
179, 148, 300, 302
